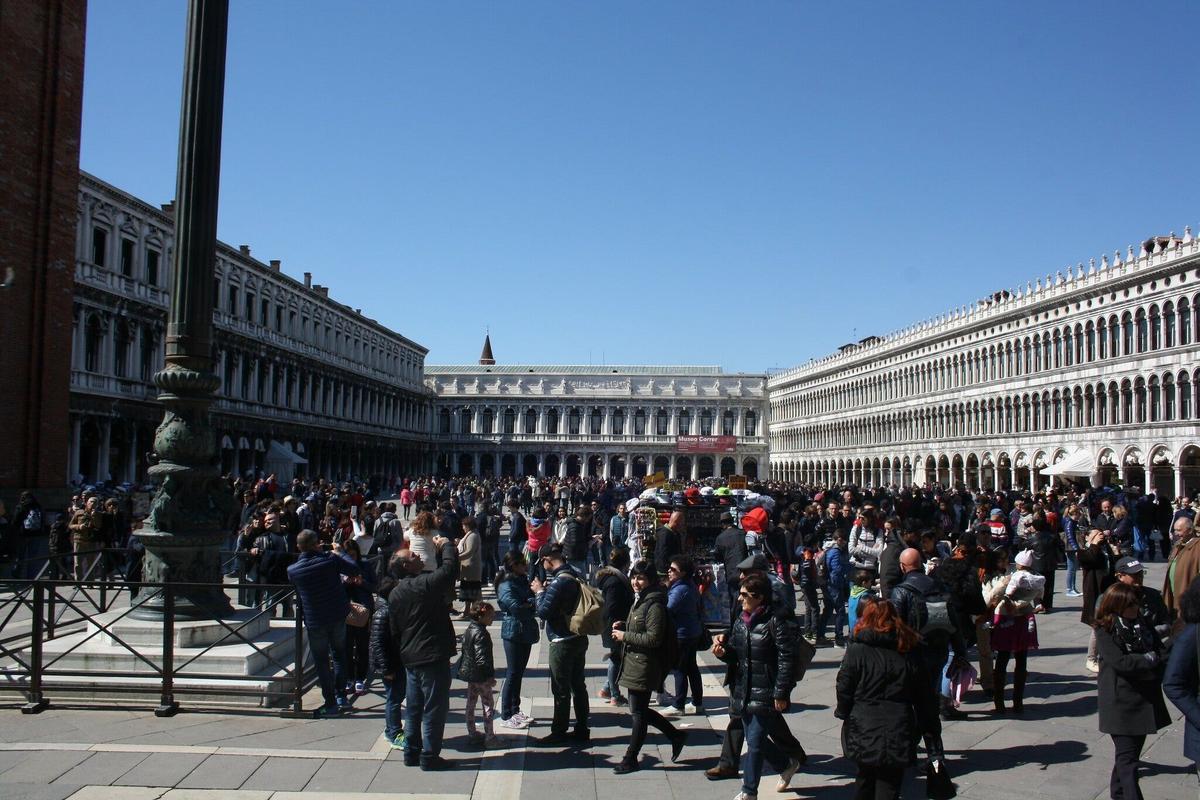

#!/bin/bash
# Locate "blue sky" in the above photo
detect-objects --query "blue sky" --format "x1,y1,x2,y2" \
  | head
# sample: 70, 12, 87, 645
81, 2, 1199, 373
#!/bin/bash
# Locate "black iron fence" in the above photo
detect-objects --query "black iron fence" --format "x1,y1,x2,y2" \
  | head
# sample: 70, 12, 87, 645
0, 570, 315, 718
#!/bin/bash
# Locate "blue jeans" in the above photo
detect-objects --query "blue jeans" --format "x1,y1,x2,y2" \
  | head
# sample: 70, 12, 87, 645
404, 662, 452, 758
818, 586, 847, 642
742, 710, 789, 796
1132, 526, 1146, 561
601, 631, 624, 698
382, 673, 406, 740
1065, 551, 1079, 593
502, 638, 533, 720
305, 620, 347, 709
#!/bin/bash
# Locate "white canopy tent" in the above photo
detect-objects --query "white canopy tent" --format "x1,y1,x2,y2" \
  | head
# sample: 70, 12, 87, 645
265, 440, 308, 483
1039, 448, 1096, 482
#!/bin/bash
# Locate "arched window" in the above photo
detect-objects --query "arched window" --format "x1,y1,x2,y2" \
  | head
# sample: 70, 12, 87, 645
655, 408, 668, 435
1109, 315, 1121, 356
1164, 373, 1176, 420
1150, 305, 1161, 350
502, 408, 515, 434
568, 408, 581, 435
678, 409, 691, 435
482, 407, 494, 434
439, 408, 451, 433
1086, 322, 1096, 361
1134, 377, 1147, 423
589, 407, 602, 436
84, 314, 104, 372
1181, 372, 1193, 420
722, 409, 736, 436
1121, 380, 1133, 424
1053, 331, 1063, 368
1122, 312, 1134, 356
1096, 384, 1107, 426
1182, 298, 1193, 345
1033, 335, 1042, 371
700, 408, 714, 436
634, 409, 647, 435
612, 407, 625, 435
546, 408, 559, 435
1097, 318, 1108, 359
524, 408, 537, 434
1135, 309, 1148, 353
1149, 376, 1161, 422
745, 410, 758, 436
1165, 301, 1176, 347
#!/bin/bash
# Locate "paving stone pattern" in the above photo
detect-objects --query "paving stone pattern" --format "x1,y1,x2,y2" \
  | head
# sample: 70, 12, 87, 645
0, 562, 1195, 799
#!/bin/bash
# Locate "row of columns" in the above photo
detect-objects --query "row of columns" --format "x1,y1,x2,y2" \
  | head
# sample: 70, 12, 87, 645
443, 450, 762, 480
449, 404, 758, 437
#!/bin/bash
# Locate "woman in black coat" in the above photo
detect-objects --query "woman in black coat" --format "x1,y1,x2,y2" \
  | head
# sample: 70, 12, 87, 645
836, 596, 938, 800
1094, 583, 1171, 800
713, 572, 800, 798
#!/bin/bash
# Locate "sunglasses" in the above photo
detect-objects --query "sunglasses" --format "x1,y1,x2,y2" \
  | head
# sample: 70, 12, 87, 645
738, 591, 760, 599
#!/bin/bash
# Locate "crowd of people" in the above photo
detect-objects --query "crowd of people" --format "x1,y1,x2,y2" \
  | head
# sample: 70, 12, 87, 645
5, 472, 1200, 798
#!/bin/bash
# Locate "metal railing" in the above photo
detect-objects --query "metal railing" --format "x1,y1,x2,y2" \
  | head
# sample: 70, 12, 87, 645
0, 573, 314, 718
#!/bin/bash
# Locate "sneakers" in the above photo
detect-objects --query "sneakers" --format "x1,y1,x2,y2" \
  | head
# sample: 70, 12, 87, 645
1086, 658, 1100, 673
336, 696, 353, 711
388, 732, 406, 750
513, 711, 535, 725
1065, 590, 1082, 597
499, 716, 527, 730
684, 702, 704, 715
354, 681, 367, 696
662, 706, 684, 716
314, 703, 342, 718
777, 757, 801, 791
733, 792, 758, 800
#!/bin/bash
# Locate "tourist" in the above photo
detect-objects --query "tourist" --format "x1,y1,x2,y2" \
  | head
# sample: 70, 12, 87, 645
933, 530, 987, 689
1163, 576, 1200, 782
456, 517, 483, 609
533, 543, 590, 745
1094, 583, 1171, 800
562, 506, 592, 577
250, 509, 292, 616
714, 511, 748, 610
68, 495, 102, 580
1064, 503, 1084, 597
288, 529, 358, 716
654, 510, 685, 578
370, 558, 406, 749
457, 601, 500, 748
1079, 528, 1119, 672
664, 555, 704, 715
713, 572, 802, 799
987, 550, 1043, 714
406, 511, 437, 573
340, 538, 376, 697
818, 527, 850, 646
1165, 516, 1200, 624
496, 550, 539, 728
610, 560, 687, 774
846, 568, 876, 634
609, 502, 629, 551
388, 533, 460, 770
596, 548, 634, 706
877, 520, 915, 600
848, 508, 885, 576
400, 484, 414, 519
507, 501, 528, 555
835, 596, 938, 800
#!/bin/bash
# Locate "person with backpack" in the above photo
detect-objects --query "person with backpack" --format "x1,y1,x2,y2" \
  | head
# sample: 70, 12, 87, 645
889, 547, 963, 795
533, 543, 592, 745
610, 559, 687, 774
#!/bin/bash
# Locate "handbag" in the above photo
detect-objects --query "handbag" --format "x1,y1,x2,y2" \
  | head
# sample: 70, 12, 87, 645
924, 758, 957, 799
346, 601, 370, 628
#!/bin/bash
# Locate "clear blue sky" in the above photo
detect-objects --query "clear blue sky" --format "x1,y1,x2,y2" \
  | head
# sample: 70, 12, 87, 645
80, 1, 1199, 373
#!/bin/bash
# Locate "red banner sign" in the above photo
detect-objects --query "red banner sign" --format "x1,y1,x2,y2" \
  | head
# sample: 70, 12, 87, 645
676, 435, 737, 453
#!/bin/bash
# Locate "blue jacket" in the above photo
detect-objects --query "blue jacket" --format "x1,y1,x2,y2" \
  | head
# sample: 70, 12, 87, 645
1164, 623, 1200, 763
825, 544, 848, 597
667, 579, 703, 640
498, 573, 540, 645
536, 564, 583, 641
288, 550, 357, 628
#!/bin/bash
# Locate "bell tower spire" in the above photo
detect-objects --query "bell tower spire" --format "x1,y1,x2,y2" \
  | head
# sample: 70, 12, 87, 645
479, 330, 495, 365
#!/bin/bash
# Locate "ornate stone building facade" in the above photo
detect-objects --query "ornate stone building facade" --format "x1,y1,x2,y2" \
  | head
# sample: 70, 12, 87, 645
768, 229, 1200, 497
425, 363, 769, 480
70, 173, 432, 485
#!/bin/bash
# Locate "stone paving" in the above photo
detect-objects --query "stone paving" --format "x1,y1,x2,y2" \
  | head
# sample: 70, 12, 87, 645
0, 562, 1196, 800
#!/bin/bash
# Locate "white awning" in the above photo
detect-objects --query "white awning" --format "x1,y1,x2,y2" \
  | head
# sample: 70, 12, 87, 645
220, 435, 234, 449
237, 436, 250, 450
1040, 449, 1094, 478
266, 440, 307, 465
254, 438, 265, 452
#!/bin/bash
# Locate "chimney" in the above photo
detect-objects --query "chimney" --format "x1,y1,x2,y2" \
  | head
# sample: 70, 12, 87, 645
160, 201, 175, 215
239, 245, 251, 256
313, 285, 328, 297
269, 259, 281, 272
303, 272, 312, 288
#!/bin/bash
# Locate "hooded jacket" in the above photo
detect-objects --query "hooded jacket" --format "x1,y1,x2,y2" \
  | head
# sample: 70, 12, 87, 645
718, 605, 798, 716
617, 586, 669, 693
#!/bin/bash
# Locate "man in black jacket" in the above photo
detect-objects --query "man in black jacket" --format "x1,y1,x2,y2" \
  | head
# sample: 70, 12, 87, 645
877, 521, 916, 600
507, 502, 527, 555
595, 549, 634, 706
533, 544, 589, 745
562, 507, 593, 575
654, 511, 685, 578
713, 513, 748, 610
388, 535, 459, 770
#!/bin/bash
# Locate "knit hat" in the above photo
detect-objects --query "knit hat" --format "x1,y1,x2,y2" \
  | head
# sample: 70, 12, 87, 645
1014, 549, 1034, 568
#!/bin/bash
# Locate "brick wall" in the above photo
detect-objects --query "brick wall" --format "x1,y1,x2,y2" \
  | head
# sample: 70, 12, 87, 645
0, 0, 87, 497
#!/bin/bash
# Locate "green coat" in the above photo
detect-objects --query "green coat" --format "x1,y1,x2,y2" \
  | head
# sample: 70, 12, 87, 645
618, 587, 668, 693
